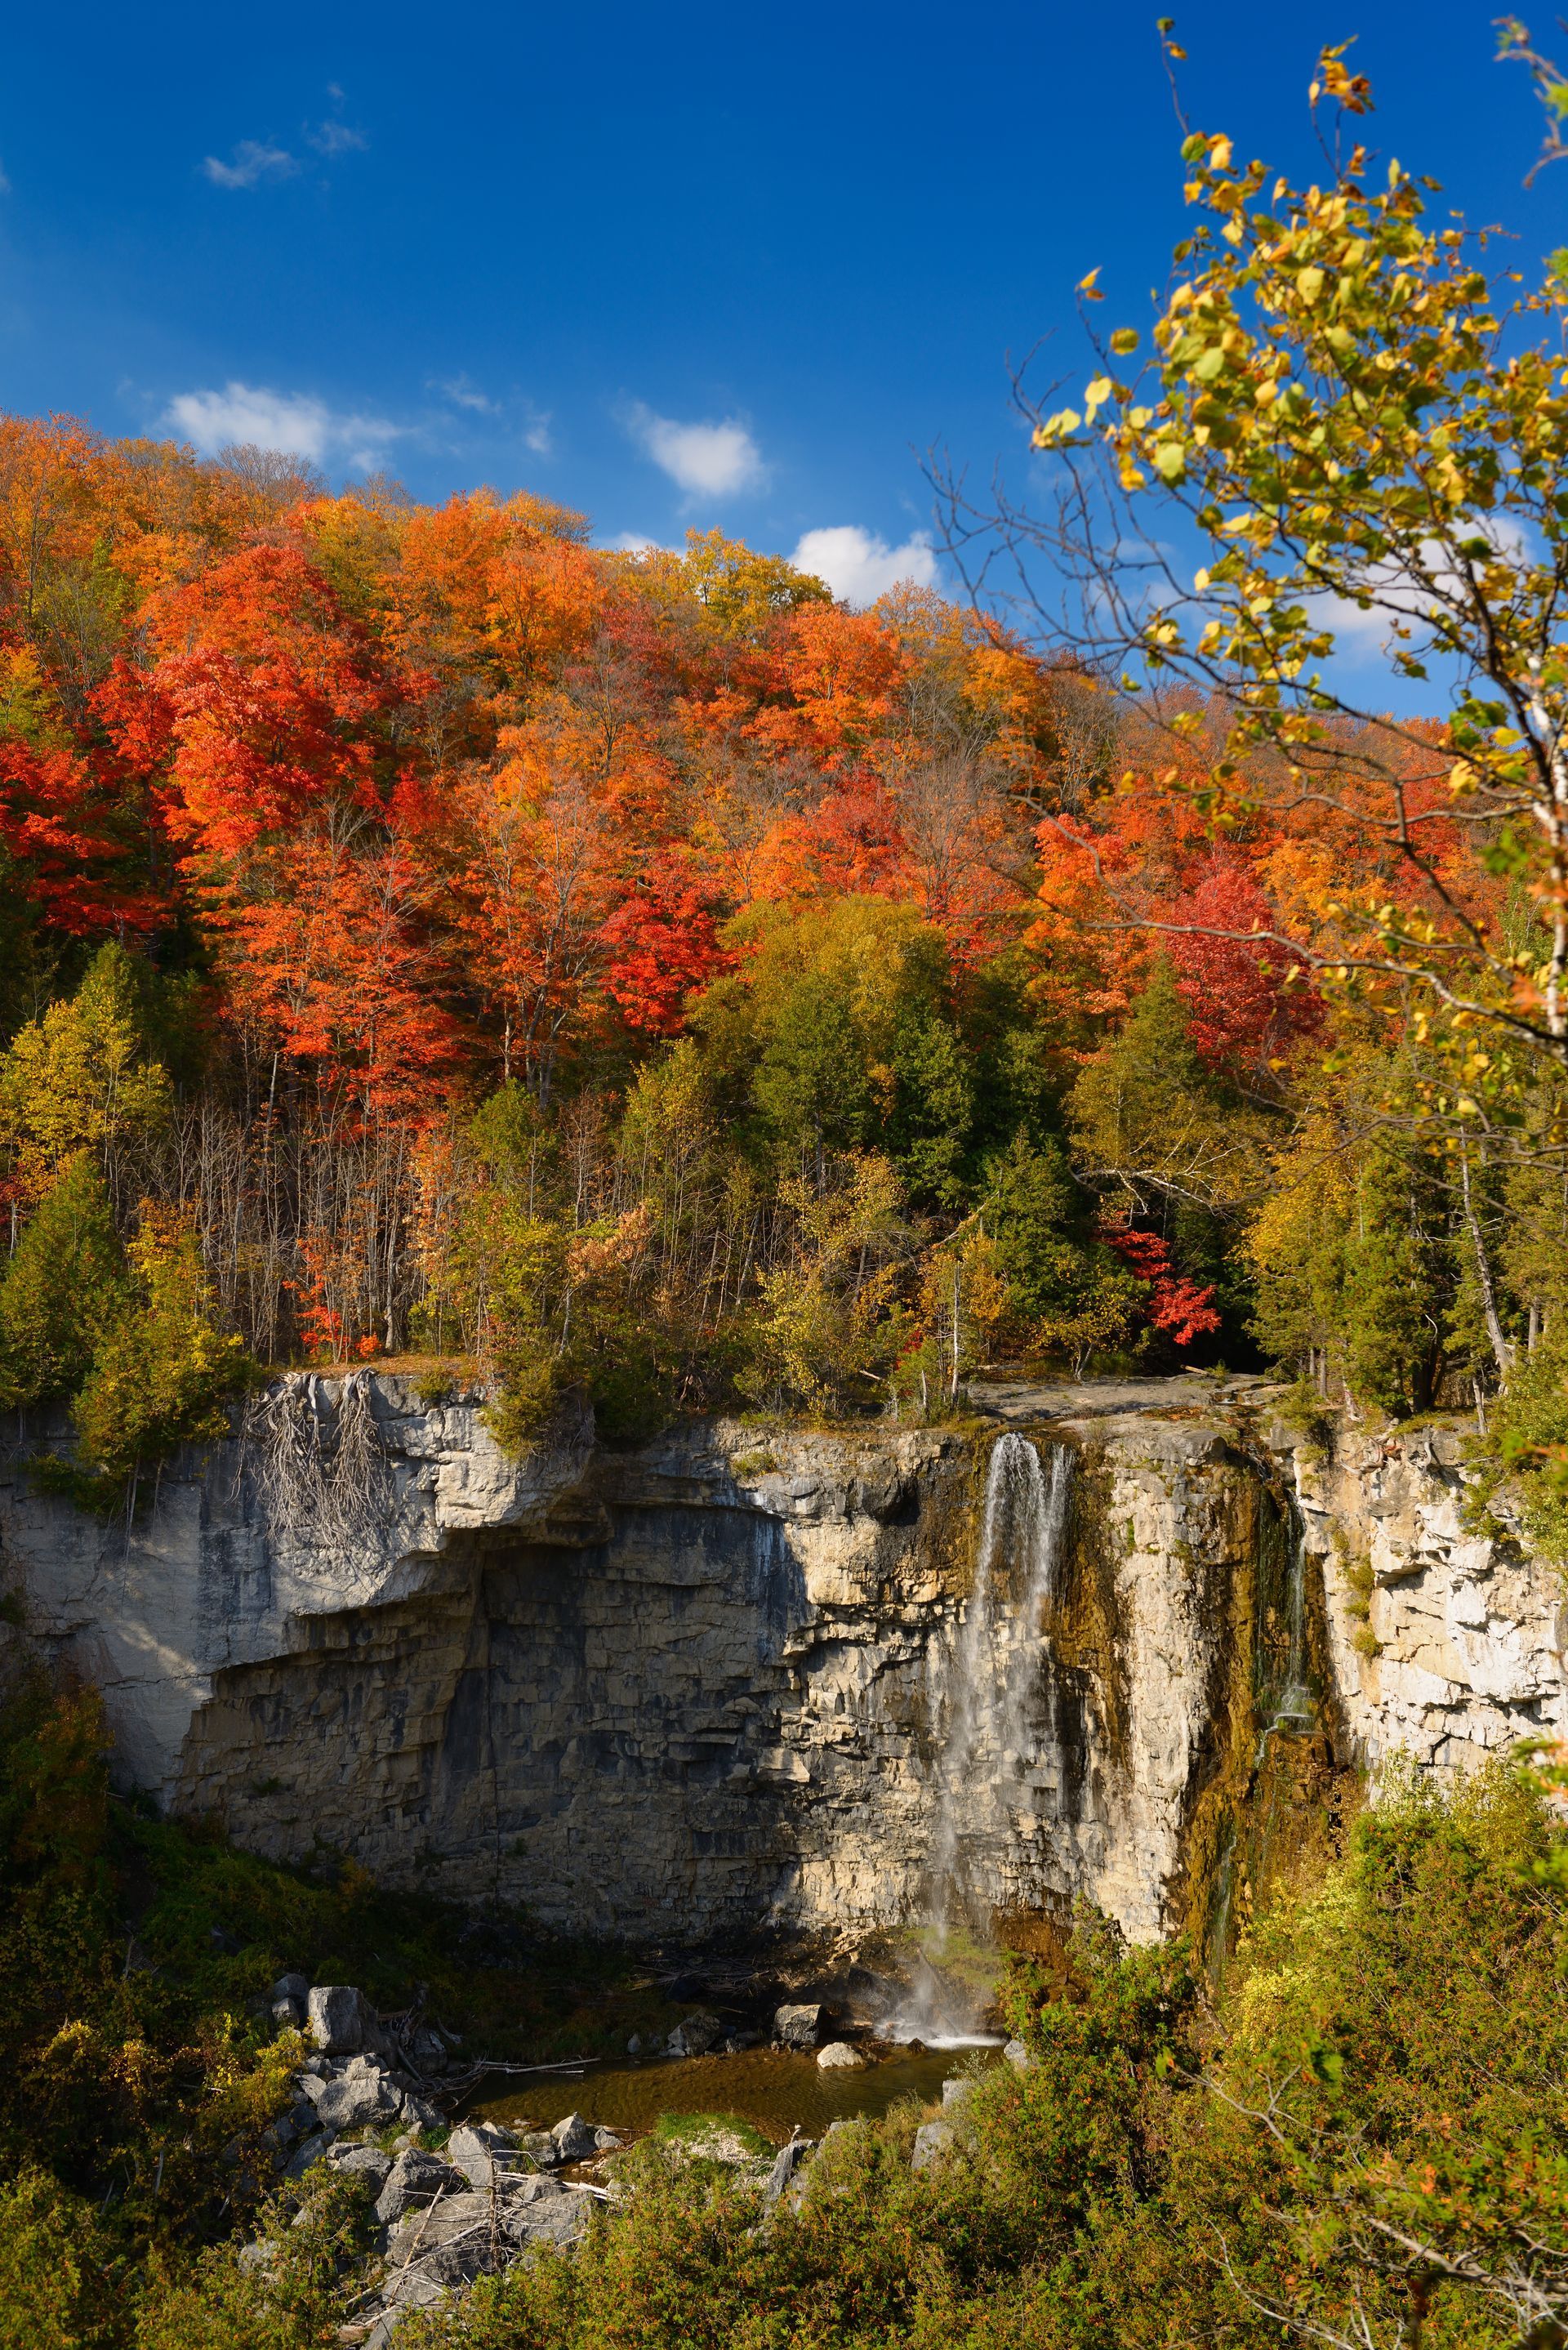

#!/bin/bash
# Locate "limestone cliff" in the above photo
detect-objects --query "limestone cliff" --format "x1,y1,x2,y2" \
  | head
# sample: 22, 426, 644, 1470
0, 1372, 1561, 1949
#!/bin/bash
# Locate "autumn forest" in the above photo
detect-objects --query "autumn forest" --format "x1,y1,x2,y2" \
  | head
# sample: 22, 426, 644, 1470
2, 372, 1561, 1521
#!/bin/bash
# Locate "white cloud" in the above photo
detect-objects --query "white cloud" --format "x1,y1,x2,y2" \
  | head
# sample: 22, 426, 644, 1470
307, 120, 367, 157
1304, 519, 1535, 667
608, 531, 678, 554
163, 381, 399, 474
791, 525, 938, 608
203, 140, 298, 190
436, 374, 500, 416
625, 403, 764, 498
433, 378, 551, 453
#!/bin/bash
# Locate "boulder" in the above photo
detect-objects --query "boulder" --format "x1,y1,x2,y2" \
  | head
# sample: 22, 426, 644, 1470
911, 2116, 956, 2171
506, 2181, 590, 2249
444, 2120, 520, 2190
773, 2002, 825, 2049
282, 2127, 336, 2179
270, 1996, 304, 2032
941, 2076, 974, 2107
307, 1984, 371, 2056
550, 2111, 598, 2162
666, 2011, 724, 2057
329, 2143, 393, 2186
815, 2041, 866, 2070
400, 2091, 445, 2132
517, 2129, 559, 2165
592, 2125, 624, 2151
761, 2134, 813, 2208
374, 2149, 467, 2226
271, 1971, 310, 2004
408, 2027, 449, 2074
1002, 2038, 1031, 2071
315, 2058, 401, 2133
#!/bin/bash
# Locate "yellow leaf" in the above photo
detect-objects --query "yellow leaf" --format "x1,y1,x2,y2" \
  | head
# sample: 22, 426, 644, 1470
1296, 267, 1325, 302
1109, 327, 1140, 355
1078, 267, 1104, 301
1153, 442, 1187, 481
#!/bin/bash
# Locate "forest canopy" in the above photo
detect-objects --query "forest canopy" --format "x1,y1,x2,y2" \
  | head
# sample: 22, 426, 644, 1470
0, 44, 1564, 1523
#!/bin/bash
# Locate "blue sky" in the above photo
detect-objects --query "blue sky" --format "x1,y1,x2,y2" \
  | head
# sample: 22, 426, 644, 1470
2, 1, 1565, 607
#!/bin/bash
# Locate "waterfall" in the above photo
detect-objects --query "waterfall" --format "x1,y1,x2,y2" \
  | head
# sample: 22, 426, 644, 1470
929, 1430, 1073, 1901
887, 1433, 1074, 2042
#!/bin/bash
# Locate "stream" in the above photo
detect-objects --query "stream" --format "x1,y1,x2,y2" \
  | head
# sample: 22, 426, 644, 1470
468, 2042, 1002, 2147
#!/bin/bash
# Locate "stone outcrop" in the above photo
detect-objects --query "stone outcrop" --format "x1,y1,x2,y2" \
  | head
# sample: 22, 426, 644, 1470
2, 1370, 1562, 1949
1281, 1416, 1568, 1778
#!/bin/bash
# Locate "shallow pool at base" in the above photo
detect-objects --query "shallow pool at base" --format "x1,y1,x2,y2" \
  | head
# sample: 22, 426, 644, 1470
470, 2043, 1000, 2147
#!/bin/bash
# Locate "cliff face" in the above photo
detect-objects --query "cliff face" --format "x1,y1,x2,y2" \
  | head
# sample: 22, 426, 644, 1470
1, 1375, 1562, 1947
1283, 1418, 1567, 1778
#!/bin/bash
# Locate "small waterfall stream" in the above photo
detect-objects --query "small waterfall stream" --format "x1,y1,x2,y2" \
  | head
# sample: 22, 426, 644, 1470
1207, 1502, 1316, 1977
891, 1432, 1073, 2040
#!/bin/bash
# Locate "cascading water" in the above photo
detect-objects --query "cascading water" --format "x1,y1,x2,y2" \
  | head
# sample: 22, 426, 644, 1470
889, 1432, 1074, 2042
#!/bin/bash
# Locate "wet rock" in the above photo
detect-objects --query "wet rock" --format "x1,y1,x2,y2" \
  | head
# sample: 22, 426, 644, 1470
773, 2002, 824, 2049
550, 2112, 598, 2162
816, 2041, 865, 2070
666, 2011, 724, 2058
307, 1984, 371, 2056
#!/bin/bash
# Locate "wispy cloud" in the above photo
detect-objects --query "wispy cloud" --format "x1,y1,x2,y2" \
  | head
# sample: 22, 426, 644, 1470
163, 381, 399, 474
307, 120, 367, 158
625, 403, 764, 499
433, 377, 552, 454
0, 158, 11, 197
608, 531, 678, 554
203, 140, 298, 190
791, 525, 937, 608
436, 374, 500, 416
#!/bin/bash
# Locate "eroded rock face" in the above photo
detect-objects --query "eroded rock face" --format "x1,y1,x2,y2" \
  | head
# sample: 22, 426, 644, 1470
2, 1371, 1561, 1947
1281, 1419, 1568, 1777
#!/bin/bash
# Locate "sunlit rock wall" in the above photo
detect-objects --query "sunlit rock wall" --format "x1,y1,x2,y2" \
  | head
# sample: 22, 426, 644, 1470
2, 1374, 1561, 1946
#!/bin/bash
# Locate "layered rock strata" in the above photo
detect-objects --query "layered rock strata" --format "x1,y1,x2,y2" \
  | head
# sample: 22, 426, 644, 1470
1, 1372, 1562, 1946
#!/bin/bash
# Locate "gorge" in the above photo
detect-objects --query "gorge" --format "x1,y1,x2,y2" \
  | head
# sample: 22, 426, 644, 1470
2, 1370, 1561, 1964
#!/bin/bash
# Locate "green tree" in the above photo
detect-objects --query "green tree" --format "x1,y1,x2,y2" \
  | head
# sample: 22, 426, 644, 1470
68, 1206, 249, 1494
1023, 42, 1568, 1098
0, 943, 171, 1202
983, 1131, 1144, 1368
1068, 962, 1262, 1217
0, 1153, 127, 1411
